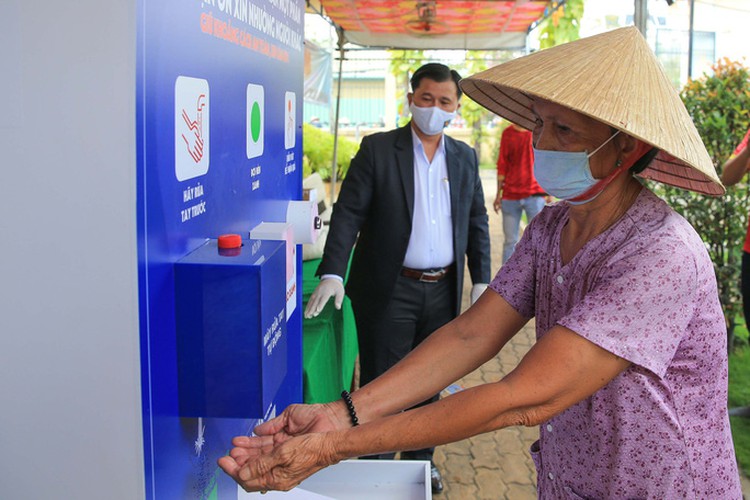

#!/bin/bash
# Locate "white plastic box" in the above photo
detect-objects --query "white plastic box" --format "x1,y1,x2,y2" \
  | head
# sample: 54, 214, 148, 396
241, 459, 431, 499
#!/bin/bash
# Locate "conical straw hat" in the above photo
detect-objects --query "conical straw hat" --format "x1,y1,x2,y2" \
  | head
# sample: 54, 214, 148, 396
460, 26, 724, 195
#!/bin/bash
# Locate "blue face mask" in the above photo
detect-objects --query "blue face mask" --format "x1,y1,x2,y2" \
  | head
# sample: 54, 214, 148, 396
533, 131, 621, 205
410, 103, 456, 136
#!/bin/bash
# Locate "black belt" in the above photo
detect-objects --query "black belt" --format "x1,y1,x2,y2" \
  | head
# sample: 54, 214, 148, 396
400, 264, 455, 282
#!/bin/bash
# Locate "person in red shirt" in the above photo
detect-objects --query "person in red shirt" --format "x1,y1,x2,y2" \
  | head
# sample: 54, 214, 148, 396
721, 127, 750, 326
494, 123, 547, 263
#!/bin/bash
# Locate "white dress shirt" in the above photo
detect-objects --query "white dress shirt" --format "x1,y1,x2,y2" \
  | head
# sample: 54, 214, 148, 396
322, 128, 455, 283
402, 128, 454, 270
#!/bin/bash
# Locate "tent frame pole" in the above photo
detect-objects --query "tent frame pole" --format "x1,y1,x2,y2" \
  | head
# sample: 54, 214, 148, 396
330, 27, 345, 208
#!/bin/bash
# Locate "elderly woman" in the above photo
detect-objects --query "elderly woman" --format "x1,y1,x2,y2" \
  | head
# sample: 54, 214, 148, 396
219, 27, 741, 498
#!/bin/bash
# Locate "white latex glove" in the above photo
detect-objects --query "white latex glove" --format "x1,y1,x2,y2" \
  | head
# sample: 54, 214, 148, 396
304, 278, 345, 318
470, 283, 488, 305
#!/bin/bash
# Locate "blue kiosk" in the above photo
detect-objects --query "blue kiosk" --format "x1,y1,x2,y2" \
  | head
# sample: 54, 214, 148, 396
137, 0, 306, 497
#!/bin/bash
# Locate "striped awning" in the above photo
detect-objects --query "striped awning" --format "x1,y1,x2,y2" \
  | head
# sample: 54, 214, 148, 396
317, 0, 553, 50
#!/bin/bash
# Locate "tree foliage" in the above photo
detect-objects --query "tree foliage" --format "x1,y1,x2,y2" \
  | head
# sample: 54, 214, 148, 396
302, 123, 359, 181
538, 0, 584, 50
387, 50, 426, 126
459, 51, 493, 157
655, 59, 750, 350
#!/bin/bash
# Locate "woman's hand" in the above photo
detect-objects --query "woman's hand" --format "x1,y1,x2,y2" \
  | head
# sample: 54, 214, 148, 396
253, 401, 351, 446
493, 192, 502, 213
217, 401, 351, 492
218, 433, 340, 493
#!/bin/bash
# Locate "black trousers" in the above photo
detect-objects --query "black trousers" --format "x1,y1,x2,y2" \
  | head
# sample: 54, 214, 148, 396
352, 270, 456, 461
742, 252, 750, 328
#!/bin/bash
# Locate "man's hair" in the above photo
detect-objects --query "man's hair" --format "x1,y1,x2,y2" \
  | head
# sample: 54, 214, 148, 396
410, 63, 462, 99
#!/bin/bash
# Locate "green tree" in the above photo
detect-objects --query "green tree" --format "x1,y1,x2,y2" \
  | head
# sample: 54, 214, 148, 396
655, 59, 750, 350
538, 0, 584, 50
459, 51, 493, 158
302, 123, 359, 181
388, 50, 425, 126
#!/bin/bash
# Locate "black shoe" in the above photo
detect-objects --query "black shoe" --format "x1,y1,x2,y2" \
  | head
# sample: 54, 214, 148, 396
431, 465, 444, 494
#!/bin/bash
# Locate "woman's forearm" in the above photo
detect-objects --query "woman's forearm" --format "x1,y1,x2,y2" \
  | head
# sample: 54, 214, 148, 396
721, 147, 750, 186
331, 325, 631, 462
497, 174, 506, 197
332, 382, 521, 461
350, 292, 527, 424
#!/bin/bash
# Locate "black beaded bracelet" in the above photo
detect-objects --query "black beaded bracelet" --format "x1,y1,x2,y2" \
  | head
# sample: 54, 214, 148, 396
341, 390, 359, 427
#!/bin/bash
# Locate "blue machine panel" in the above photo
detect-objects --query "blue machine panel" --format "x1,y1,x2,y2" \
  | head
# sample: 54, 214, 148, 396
136, 0, 305, 497
175, 239, 287, 418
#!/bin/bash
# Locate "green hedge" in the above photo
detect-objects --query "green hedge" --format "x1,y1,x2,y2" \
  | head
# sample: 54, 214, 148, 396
302, 123, 359, 181
656, 58, 750, 350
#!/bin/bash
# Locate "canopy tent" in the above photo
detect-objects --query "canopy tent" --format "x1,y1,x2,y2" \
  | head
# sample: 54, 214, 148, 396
305, 1, 558, 204
308, 0, 555, 50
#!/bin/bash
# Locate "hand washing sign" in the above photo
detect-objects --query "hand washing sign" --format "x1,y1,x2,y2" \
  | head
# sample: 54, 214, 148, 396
175, 76, 210, 181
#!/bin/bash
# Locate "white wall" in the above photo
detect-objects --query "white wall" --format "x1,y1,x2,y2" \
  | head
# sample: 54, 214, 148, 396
0, 1, 144, 498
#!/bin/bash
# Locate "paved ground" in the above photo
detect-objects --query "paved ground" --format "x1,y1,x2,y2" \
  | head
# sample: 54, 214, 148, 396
432, 169, 750, 498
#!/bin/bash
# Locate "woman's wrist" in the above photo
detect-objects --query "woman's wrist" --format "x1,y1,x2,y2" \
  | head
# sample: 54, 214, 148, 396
323, 399, 357, 431
341, 390, 359, 426
322, 397, 370, 463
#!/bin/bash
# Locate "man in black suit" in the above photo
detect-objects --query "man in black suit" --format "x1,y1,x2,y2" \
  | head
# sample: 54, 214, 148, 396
304, 63, 491, 492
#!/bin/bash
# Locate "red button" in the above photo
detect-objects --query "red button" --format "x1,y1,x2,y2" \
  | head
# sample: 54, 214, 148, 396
218, 234, 242, 249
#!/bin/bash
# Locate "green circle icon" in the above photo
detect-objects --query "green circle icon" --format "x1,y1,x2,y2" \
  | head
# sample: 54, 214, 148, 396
250, 102, 261, 142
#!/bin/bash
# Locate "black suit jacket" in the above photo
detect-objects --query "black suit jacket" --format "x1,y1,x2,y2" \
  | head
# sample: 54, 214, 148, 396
317, 124, 492, 318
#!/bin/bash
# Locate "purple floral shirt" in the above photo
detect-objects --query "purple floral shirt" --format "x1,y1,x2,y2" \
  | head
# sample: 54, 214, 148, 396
490, 188, 740, 499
